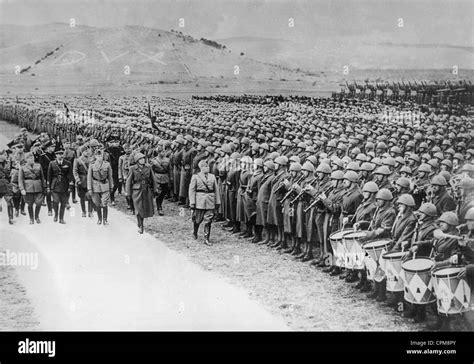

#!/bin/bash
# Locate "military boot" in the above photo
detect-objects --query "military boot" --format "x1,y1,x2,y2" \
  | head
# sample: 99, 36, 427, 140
204, 224, 212, 246
376, 280, 387, 302
7, 205, 14, 224
97, 208, 103, 225
102, 207, 108, 225
34, 205, 41, 224
367, 282, 380, 299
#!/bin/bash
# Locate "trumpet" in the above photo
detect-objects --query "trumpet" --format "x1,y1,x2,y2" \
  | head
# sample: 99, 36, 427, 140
281, 174, 305, 203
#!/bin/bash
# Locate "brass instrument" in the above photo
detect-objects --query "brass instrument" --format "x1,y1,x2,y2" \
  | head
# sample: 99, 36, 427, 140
303, 182, 333, 213
280, 174, 305, 203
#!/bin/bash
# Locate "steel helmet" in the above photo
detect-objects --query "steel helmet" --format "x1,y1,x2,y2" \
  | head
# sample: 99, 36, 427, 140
346, 161, 360, 171
395, 177, 411, 189
275, 156, 289, 166
343, 171, 359, 183
383, 157, 396, 167
362, 181, 379, 193
428, 159, 439, 169
418, 203, 438, 218
374, 166, 391, 176
438, 211, 459, 226
371, 157, 383, 166
440, 159, 453, 168
259, 143, 269, 151
263, 160, 275, 170
360, 162, 375, 172
460, 178, 474, 190
254, 158, 264, 167
302, 161, 315, 173
282, 139, 292, 147
431, 174, 447, 186
461, 164, 474, 173
331, 170, 345, 180
390, 146, 402, 154
289, 155, 301, 164
465, 208, 474, 221
356, 153, 367, 162
297, 142, 307, 149
400, 166, 412, 174
289, 162, 302, 172
376, 188, 393, 201
306, 155, 318, 165
418, 163, 432, 173
408, 153, 420, 163
397, 194, 415, 207
316, 163, 332, 174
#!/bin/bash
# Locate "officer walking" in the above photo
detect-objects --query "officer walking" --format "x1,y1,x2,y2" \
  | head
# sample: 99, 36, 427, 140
87, 149, 113, 225
47, 149, 73, 224
19, 152, 46, 224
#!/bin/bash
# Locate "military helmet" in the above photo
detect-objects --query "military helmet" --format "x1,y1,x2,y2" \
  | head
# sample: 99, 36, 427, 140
316, 163, 332, 174
254, 158, 264, 167
346, 161, 360, 171
460, 178, 474, 190
302, 161, 315, 173
360, 162, 375, 172
289, 162, 302, 172
264, 160, 275, 170
331, 170, 345, 180
438, 211, 459, 226
396, 177, 411, 189
382, 157, 396, 167
362, 181, 379, 193
374, 166, 391, 176
282, 139, 292, 147
465, 208, 474, 221
418, 203, 438, 218
376, 188, 393, 201
343, 171, 359, 183
259, 143, 269, 151
275, 156, 289, 166
431, 175, 447, 186
418, 163, 432, 173
397, 194, 415, 207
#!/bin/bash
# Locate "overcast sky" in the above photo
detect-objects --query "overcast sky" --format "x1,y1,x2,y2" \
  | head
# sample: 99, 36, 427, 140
1, 0, 472, 45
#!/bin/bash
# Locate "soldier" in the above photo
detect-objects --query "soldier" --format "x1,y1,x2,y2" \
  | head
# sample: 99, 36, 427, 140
63, 141, 77, 205
151, 142, 170, 216
245, 158, 264, 243
236, 156, 253, 238
179, 137, 195, 207
266, 156, 289, 247
125, 152, 157, 234
459, 178, 474, 224
87, 149, 113, 225
404, 203, 439, 322
73, 146, 93, 218
0, 150, 14, 224
19, 152, 46, 224
255, 160, 275, 244
118, 143, 134, 213
47, 149, 74, 224
359, 188, 397, 296
430, 174, 457, 215
189, 160, 221, 246
107, 138, 124, 206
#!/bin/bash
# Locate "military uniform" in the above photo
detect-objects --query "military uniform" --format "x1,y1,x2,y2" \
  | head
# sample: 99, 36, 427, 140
47, 157, 73, 223
87, 158, 113, 224
73, 154, 93, 216
19, 161, 45, 223
151, 153, 170, 213
0, 158, 14, 224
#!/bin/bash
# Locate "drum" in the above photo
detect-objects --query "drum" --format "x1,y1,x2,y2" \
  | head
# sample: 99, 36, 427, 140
431, 266, 471, 315
343, 231, 367, 270
363, 240, 391, 282
382, 251, 406, 292
401, 258, 436, 305
329, 229, 353, 267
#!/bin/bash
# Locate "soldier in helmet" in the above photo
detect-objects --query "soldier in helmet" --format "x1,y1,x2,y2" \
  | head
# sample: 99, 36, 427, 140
125, 152, 157, 234
256, 160, 275, 245
404, 202, 439, 322
118, 143, 134, 214
430, 174, 457, 215
245, 158, 264, 243
0, 149, 15, 224
189, 159, 221, 246
236, 156, 253, 238
73, 146, 93, 218
19, 152, 46, 224
412, 163, 432, 209
87, 149, 113, 225
359, 188, 397, 296
151, 142, 170, 216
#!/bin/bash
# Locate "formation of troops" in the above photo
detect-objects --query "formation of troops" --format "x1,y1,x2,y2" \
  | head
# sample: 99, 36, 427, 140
0, 89, 474, 331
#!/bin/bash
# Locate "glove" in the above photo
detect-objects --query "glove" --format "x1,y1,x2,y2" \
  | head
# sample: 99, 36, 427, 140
449, 255, 458, 265
353, 222, 360, 231
410, 245, 418, 253
190, 204, 196, 210
342, 217, 348, 226
20, 190, 26, 196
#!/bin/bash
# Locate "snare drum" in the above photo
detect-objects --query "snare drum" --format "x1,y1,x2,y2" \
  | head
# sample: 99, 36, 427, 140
382, 251, 406, 292
401, 258, 436, 305
329, 229, 353, 267
363, 240, 391, 282
343, 231, 367, 270
431, 266, 471, 315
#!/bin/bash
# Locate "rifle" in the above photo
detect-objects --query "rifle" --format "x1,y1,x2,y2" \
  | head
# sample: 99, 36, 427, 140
303, 183, 332, 213
281, 174, 305, 203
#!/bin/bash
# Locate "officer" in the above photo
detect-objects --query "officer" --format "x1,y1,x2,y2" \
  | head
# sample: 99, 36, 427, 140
118, 143, 134, 214
73, 146, 93, 217
47, 149, 73, 224
19, 152, 46, 224
151, 142, 170, 216
87, 149, 113, 225
0, 149, 14, 224
189, 160, 221, 246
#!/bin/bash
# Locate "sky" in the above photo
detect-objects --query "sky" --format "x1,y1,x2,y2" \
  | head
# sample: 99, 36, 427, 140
0, 0, 472, 46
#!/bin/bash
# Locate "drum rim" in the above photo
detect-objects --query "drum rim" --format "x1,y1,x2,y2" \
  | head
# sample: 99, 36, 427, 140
431, 265, 464, 278
402, 258, 434, 273
382, 251, 406, 260
344, 231, 368, 239
329, 229, 354, 241
363, 239, 392, 249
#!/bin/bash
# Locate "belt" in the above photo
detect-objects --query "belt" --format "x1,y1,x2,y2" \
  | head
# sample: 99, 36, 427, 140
93, 177, 108, 184
196, 190, 214, 193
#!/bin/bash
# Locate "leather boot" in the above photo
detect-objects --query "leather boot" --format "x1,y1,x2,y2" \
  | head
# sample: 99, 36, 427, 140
242, 223, 253, 238
259, 228, 271, 245
59, 203, 66, 224
360, 280, 372, 293
330, 267, 343, 276
28, 205, 34, 223
384, 292, 399, 308
283, 236, 295, 253
403, 304, 417, 319
97, 208, 103, 225
193, 222, 199, 239
354, 271, 367, 289
367, 282, 379, 299
345, 270, 359, 283
323, 266, 334, 273
204, 224, 212, 246
376, 280, 387, 302
8, 205, 14, 224
53, 202, 59, 222
339, 269, 350, 280
34, 205, 41, 224
137, 215, 144, 234
251, 225, 262, 243
222, 220, 233, 228
231, 222, 241, 234
413, 306, 427, 323
102, 207, 108, 225
427, 315, 450, 331
276, 234, 288, 251
291, 240, 302, 256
